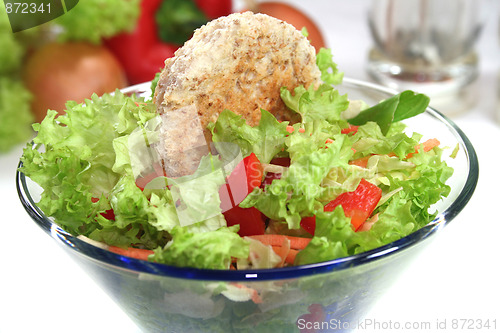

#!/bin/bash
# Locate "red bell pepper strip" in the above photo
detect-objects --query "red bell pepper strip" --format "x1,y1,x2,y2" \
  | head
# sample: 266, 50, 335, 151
300, 179, 382, 234
324, 179, 382, 231
223, 206, 266, 237
299, 216, 316, 236
220, 153, 266, 236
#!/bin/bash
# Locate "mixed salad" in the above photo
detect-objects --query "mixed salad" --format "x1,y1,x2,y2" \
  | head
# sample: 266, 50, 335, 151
20, 48, 454, 271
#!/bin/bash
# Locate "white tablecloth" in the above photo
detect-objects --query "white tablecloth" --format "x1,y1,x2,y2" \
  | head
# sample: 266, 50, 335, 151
1, 1, 499, 332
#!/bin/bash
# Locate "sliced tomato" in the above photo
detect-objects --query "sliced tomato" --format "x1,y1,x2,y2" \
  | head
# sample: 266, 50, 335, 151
324, 179, 382, 230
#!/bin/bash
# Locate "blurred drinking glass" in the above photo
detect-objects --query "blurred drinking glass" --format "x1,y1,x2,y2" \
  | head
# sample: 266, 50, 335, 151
367, 0, 491, 115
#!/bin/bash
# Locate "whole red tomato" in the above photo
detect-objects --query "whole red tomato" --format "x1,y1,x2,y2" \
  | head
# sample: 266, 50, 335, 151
252, 2, 326, 53
23, 42, 127, 122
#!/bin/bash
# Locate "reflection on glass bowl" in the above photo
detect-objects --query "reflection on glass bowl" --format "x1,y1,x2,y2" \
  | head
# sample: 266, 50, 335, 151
16, 78, 478, 333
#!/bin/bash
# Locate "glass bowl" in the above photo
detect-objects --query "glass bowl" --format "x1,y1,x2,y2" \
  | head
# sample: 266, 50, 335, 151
16, 78, 478, 333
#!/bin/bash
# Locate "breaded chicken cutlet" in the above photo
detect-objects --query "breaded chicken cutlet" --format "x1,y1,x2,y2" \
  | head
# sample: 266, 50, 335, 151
153, 12, 322, 177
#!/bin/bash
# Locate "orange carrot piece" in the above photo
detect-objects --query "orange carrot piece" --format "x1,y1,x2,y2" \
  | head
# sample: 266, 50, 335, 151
272, 246, 288, 267
349, 155, 371, 168
108, 246, 154, 261
249, 234, 311, 250
419, 138, 440, 152
285, 249, 299, 265
407, 138, 440, 158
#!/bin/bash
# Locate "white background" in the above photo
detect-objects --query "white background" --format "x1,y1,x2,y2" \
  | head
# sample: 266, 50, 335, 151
1, 1, 499, 332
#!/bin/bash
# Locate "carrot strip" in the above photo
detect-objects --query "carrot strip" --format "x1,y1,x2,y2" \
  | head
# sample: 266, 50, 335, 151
285, 249, 299, 265
349, 155, 371, 168
407, 138, 441, 158
249, 234, 311, 250
108, 246, 154, 261
419, 138, 440, 152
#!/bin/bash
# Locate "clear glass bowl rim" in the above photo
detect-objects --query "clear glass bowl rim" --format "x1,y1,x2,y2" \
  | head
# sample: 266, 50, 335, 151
16, 78, 479, 282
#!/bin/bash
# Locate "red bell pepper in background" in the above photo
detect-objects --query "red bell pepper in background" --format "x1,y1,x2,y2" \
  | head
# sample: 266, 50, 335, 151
104, 0, 177, 84
104, 0, 232, 84
300, 179, 382, 235
194, 0, 233, 19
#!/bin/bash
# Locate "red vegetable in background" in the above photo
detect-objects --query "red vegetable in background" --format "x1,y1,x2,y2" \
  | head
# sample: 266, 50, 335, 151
104, 0, 177, 84
23, 42, 127, 123
249, 1, 326, 53
104, 0, 232, 84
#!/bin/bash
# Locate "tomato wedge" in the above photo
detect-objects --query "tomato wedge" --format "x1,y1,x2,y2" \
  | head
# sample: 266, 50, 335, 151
324, 179, 382, 231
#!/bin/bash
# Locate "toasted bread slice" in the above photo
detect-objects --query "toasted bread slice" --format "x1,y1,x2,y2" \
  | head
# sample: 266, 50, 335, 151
153, 12, 321, 176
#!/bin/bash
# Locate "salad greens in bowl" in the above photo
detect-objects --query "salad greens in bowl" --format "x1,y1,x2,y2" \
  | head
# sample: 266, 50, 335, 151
17, 56, 478, 331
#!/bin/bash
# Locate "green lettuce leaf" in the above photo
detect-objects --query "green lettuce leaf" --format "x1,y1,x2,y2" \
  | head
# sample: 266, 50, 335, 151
208, 109, 290, 163
280, 84, 349, 123
151, 226, 250, 269
241, 120, 355, 229
294, 208, 354, 265
315, 47, 344, 86
20, 91, 157, 239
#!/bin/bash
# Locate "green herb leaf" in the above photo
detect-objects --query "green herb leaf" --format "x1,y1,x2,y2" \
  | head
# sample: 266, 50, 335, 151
348, 90, 430, 135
